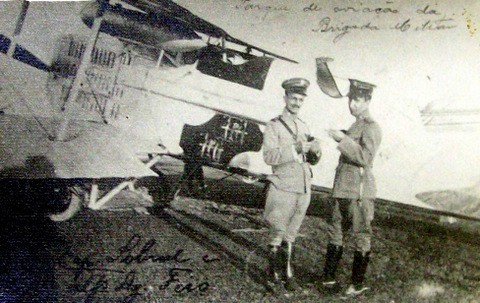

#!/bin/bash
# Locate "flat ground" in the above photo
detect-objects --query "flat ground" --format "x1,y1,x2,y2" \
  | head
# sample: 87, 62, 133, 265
1, 161, 479, 303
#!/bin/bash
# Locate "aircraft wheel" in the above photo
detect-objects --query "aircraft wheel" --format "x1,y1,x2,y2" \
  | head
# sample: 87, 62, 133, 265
49, 186, 83, 222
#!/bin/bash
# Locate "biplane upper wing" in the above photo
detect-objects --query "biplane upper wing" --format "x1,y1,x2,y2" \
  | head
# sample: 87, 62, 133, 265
121, 0, 298, 63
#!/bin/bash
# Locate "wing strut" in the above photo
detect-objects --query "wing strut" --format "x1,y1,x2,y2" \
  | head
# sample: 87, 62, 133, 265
6, 0, 29, 57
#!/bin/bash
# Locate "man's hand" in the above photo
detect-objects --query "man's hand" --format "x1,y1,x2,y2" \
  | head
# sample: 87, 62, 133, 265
294, 141, 311, 154
328, 129, 346, 142
309, 139, 321, 154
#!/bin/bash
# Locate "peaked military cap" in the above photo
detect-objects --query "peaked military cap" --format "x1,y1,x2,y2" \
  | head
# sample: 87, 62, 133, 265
282, 78, 310, 96
348, 79, 376, 99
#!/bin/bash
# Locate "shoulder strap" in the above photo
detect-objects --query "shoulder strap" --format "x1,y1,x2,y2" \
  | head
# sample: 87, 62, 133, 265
278, 116, 297, 140
296, 117, 306, 124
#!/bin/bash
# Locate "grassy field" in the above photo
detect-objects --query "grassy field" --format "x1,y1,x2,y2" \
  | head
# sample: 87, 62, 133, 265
46, 197, 479, 302
2, 163, 479, 302
48, 168, 480, 303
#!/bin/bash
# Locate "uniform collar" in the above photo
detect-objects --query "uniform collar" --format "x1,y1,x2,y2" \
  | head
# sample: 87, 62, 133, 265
356, 110, 373, 122
281, 108, 298, 122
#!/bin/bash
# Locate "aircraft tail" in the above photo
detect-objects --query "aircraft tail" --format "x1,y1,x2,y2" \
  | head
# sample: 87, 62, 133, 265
315, 57, 343, 98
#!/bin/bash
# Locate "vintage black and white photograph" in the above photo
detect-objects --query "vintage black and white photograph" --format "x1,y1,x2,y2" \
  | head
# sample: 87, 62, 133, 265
0, 0, 479, 302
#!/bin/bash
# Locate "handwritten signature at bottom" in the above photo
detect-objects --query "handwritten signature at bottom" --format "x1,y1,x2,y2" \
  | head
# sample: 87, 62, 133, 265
70, 268, 210, 303
65, 234, 217, 303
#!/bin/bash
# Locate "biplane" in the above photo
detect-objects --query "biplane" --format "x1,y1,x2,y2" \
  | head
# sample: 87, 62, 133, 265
0, 0, 298, 221
1, 0, 478, 222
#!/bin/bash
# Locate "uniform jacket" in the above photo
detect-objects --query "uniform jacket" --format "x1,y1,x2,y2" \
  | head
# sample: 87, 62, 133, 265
332, 115, 382, 199
263, 109, 318, 193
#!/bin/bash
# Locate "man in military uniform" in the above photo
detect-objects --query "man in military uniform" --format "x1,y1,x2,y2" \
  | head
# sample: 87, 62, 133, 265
320, 79, 382, 296
263, 78, 321, 290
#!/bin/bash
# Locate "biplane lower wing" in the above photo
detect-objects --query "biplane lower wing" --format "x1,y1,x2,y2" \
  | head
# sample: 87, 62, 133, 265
0, 114, 157, 179
0, 111, 166, 220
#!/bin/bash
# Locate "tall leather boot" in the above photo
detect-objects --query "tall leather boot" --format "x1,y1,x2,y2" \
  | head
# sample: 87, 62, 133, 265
361, 251, 370, 282
267, 245, 281, 284
345, 251, 370, 296
321, 244, 343, 287
284, 242, 300, 291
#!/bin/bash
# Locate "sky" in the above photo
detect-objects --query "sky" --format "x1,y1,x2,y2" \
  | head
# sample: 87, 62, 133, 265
1, 0, 479, 207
